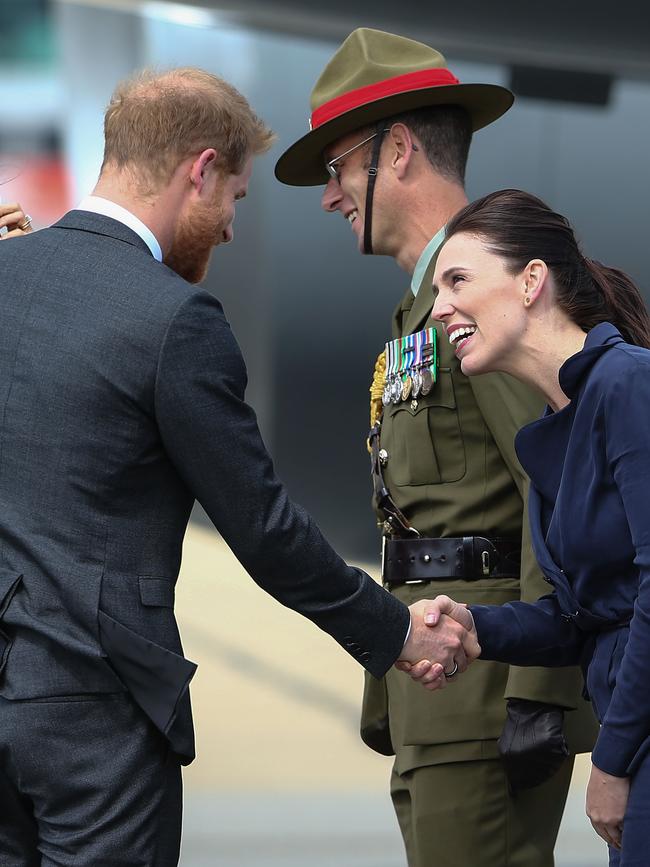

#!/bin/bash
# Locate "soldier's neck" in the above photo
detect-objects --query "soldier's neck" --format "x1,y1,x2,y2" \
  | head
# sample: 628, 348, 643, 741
394, 178, 468, 276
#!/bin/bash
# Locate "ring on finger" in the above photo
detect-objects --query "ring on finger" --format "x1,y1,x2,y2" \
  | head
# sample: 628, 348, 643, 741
443, 661, 458, 678
18, 215, 33, 231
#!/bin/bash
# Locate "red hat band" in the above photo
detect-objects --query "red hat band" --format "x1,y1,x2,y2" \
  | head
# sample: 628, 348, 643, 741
310, 67, 461, 130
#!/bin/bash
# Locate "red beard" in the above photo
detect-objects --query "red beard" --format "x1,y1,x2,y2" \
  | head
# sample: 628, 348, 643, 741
165, 199, 224, 284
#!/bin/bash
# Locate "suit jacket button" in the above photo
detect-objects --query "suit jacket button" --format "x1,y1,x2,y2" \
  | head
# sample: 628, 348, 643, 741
360, 651, 371, 661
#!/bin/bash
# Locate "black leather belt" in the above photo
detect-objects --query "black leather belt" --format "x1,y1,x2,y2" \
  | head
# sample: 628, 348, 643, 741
382, 536, 521, 585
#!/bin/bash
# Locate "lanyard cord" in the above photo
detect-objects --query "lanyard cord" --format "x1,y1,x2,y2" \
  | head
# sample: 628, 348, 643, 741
362, 125, 387, 255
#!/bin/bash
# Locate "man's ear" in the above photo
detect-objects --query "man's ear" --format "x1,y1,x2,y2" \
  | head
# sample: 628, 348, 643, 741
523, 259, 549, 308
387, 123, 417, 179
189, 148, 218, 194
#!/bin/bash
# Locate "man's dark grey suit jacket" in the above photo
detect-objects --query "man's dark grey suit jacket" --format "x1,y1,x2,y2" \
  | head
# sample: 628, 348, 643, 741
0, 211, 408, 763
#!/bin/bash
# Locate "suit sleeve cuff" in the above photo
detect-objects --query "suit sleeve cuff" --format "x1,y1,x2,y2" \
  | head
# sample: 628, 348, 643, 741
592, 728, 634, 777
402, 617, 412, 649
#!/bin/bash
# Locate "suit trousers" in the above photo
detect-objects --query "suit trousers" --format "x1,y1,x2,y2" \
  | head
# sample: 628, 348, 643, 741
390, 754, 574, 867
0, 693, 182, 866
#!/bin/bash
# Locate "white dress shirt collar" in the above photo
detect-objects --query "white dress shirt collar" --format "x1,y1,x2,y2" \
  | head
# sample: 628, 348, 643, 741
76, 196, 163, 263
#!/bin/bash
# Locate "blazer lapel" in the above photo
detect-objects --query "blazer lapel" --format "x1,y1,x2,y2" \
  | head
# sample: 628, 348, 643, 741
527, 484, 582, 616
527, 486, 562, 580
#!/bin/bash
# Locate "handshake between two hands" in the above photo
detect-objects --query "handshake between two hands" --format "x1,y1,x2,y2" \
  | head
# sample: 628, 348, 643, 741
396, 595, 480, 690
398, 596, 573, 801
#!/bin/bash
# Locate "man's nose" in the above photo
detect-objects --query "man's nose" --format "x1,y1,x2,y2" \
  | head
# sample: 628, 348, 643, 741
321, 178, 343, 212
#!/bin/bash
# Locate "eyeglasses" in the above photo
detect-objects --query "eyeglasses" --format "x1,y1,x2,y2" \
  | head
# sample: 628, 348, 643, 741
325, 129, 391, 181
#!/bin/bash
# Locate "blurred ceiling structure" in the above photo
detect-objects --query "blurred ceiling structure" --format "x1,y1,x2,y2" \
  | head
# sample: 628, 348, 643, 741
62, 0, 650, 82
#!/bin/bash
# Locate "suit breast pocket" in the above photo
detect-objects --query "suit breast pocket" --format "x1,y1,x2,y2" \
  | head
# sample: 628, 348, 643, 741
381, 369, 466, 486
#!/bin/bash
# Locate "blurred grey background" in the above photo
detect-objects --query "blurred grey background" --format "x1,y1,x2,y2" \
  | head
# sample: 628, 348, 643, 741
1, 2, 647, 863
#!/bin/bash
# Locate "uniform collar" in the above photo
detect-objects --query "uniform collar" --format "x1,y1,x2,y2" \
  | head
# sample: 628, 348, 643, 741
411, 226, 446, 296
558, 322, 624, 400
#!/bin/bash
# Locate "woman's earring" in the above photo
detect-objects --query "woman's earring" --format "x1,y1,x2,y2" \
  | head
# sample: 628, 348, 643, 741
524, 295, 531, 306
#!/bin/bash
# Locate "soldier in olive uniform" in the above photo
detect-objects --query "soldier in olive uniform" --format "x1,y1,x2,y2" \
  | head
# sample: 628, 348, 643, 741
276, 28, 598, 867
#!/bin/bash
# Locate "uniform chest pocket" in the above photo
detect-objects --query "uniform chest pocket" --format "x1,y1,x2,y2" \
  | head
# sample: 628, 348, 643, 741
381, 369, 465, 486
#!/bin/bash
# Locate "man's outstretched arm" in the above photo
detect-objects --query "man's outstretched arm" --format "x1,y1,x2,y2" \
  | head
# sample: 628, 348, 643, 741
155, 291, 483, 679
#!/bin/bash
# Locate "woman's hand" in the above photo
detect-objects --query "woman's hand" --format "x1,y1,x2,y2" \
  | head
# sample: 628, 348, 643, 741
0, 202, 33, 238
586, 763, 630, 850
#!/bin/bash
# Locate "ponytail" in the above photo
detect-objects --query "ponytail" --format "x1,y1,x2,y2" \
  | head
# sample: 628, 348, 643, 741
582, 258, 650, 349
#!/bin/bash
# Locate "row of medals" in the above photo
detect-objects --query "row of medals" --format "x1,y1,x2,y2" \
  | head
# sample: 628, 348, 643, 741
382, 342, 436, 406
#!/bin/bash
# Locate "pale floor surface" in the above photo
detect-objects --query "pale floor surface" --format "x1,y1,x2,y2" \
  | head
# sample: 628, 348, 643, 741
176, 523, 607, 867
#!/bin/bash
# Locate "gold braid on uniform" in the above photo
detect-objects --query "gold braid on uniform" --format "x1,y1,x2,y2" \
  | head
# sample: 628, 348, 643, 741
367, 350, 386, 452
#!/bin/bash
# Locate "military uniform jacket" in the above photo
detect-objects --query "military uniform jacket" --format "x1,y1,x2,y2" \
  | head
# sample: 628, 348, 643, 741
362, 250, 597, 774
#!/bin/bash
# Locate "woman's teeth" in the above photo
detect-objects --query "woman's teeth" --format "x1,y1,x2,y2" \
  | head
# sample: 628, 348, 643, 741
449, 326, 477, 345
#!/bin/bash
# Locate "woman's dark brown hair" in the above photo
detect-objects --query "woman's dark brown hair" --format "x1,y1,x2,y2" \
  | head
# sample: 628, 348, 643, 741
445, 189, 650, 349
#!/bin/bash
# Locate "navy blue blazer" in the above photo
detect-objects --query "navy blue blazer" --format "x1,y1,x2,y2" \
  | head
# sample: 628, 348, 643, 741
0, 211, 409, 763
471, 323, 650, 777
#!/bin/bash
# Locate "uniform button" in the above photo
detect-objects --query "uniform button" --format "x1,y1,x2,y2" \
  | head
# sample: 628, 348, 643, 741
544, 576, 552, 583
378, 448, 389, 466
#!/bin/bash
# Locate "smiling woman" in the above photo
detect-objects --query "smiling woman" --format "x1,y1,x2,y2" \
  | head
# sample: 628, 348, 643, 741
432, 189, 650, 389
428, 189, 650, 864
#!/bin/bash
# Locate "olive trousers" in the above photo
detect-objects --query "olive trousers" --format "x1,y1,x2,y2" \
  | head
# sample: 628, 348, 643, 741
390, 754, 575, 867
